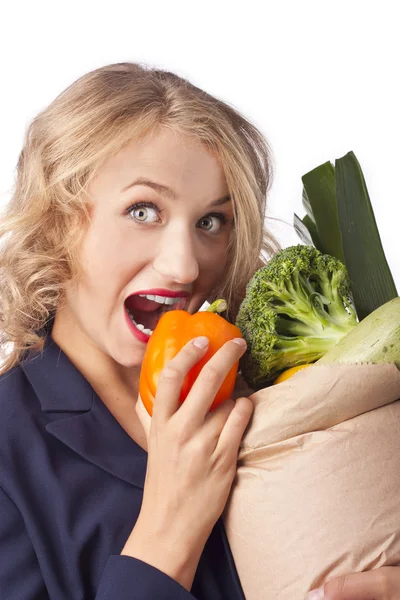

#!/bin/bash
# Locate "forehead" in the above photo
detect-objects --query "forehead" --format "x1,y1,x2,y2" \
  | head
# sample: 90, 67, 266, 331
90, 129, 229, 197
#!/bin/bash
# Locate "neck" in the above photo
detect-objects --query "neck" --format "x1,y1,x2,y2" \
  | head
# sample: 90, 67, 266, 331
51, 306, 147, 451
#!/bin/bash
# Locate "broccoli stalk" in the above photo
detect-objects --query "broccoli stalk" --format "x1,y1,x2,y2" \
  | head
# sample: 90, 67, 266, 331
236, 245, 358, 389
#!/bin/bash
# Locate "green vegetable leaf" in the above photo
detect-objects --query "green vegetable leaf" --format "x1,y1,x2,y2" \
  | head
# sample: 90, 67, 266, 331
301, 188, 315, 223
293, 213, 324, 250
335, 151, 397, 320
293, 213, 314, 246
302, 215, 323, 250
301, 161, 345, 263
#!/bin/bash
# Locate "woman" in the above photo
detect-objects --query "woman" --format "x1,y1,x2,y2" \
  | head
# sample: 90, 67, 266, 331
0, 62, 397, 600
0, 61, 272, 599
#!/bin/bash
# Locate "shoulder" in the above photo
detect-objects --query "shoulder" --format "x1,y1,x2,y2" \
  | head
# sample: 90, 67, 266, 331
0, 362, 37, 414
0, 364, 43, 473
0, 363, 30, 412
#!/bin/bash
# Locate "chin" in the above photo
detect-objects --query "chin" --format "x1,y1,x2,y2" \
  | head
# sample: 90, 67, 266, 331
108, 330, 146, 369
113, 347, 144, 369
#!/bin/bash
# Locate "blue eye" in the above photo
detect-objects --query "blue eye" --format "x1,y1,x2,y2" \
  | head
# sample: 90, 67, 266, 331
197, 214, 229, 233
128, 202, 160, 223
126, 201, 233, 233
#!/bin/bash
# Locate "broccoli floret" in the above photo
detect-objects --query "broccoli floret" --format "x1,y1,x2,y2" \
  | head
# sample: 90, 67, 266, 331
236, 245, 358, 389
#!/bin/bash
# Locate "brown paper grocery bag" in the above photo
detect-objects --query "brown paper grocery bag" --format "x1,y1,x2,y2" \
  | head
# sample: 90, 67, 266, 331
224, 363, 400, 600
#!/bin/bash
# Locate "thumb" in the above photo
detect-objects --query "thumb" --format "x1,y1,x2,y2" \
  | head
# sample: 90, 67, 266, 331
305, 567, 400, 600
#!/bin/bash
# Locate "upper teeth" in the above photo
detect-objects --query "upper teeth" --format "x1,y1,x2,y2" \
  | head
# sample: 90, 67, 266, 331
139, 294, 185, 306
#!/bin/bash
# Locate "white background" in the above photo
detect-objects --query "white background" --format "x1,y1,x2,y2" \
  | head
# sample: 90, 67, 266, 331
1, 1, 399, 285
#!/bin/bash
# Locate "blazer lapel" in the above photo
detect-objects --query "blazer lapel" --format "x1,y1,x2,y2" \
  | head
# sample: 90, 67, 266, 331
21, 336, 147, 489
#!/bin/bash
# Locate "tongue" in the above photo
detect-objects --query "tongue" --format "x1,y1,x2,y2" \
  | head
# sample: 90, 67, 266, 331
126, 295, 163, 331
135, 308, 161, 331
127, 295, 161, 312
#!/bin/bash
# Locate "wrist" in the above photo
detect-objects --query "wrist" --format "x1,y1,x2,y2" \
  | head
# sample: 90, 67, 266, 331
121, 515, 205, 591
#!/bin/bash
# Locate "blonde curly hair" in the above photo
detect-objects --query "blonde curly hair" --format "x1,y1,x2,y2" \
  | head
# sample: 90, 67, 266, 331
0, 62, 279, 375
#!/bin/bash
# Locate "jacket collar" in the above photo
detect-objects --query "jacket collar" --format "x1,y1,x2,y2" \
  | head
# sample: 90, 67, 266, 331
21, 336, 147, 489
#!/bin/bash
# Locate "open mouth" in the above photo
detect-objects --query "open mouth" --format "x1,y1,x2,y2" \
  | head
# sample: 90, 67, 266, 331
125, 293, 188, 336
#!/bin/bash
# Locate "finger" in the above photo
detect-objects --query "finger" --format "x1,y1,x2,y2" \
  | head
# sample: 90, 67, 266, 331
305, 567, 400, 600
215, 396, 253, 460
202, 398, 235, 448
179, 338, 247, 422
153, 336, 210, 422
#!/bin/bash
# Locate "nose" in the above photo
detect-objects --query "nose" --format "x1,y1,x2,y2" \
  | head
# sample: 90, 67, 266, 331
152, 226, 200, 284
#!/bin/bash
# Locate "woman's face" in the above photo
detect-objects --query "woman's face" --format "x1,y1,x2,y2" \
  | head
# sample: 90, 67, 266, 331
60, 129, 234, 367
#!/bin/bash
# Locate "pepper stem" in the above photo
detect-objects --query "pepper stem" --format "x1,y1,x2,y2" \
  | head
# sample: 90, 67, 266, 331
206, 299, 228, 314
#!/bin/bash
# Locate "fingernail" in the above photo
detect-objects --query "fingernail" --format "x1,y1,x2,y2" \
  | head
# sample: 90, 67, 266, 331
232, 338, 247, 347
193, 336, 209, 349
304, 588, 324, 600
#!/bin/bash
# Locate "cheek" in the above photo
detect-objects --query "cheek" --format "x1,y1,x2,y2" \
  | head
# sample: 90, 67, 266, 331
207, 241, 229, 267
75, 225, 150, 318
200, 245, 229, 284
70, 237, 126, 316
80, 221, 135, 285
83, 228, 121, 274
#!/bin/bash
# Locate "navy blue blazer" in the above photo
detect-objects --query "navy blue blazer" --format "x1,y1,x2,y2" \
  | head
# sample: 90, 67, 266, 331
0, 335, 246, 599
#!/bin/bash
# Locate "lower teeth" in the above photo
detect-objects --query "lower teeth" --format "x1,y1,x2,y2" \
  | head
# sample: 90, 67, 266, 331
127, 309, 153, 336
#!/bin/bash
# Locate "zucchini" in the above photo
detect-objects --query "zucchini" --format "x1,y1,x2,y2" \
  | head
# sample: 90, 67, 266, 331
317, 297, 400, 368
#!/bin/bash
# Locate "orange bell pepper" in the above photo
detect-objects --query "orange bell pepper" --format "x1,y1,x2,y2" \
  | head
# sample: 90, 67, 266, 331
139, 299, 243, 416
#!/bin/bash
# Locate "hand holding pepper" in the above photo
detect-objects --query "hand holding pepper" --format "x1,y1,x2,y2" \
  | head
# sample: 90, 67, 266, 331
139, 299, 243, 415
123, 334, 253, 591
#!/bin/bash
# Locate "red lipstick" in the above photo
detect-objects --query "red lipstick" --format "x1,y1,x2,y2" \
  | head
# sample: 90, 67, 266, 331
133, 289, 190, 298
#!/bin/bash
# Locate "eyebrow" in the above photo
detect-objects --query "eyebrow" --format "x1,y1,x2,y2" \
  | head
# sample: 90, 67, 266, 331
122, 177, 231, 207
